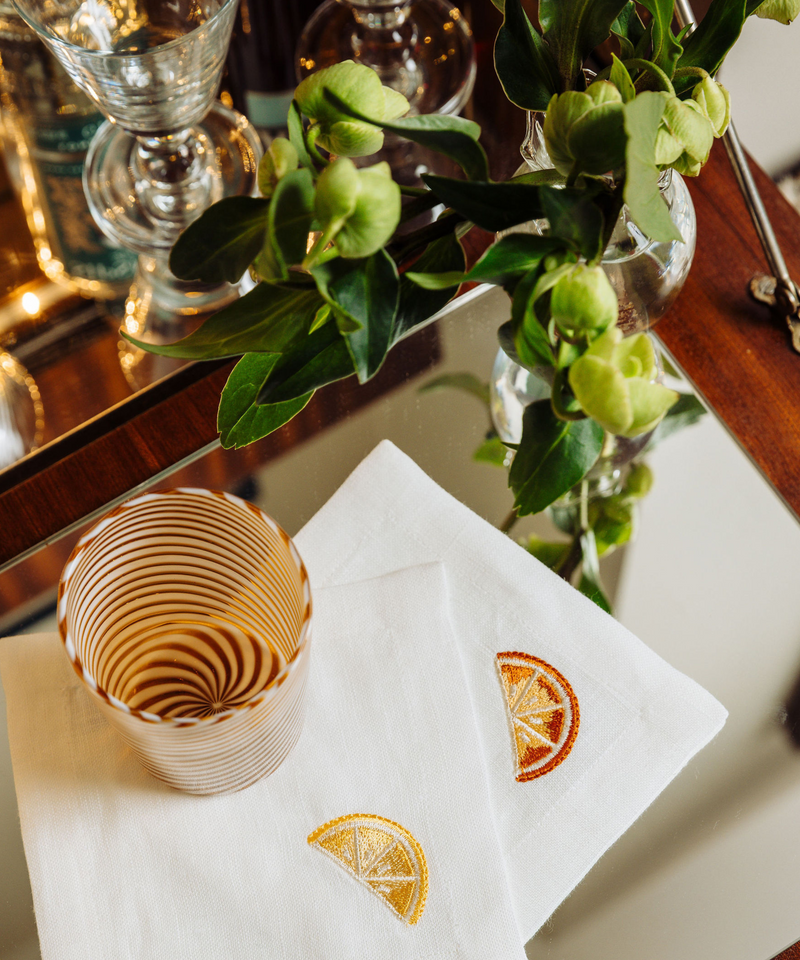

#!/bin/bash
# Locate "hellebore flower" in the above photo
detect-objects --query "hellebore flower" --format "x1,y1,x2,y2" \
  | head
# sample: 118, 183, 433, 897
654, 93, 714, 177
542, 81, 626, 177
294, 61, 409, 157
691, 76, 731, 138
568, 326, 678, 437
550, 264, 619, 335
754, 0, 800, 23
309, 157, 401, 263
257, 138, 299, 197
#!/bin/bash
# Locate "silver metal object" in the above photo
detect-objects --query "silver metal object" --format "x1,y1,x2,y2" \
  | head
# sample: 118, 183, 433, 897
674, 0, 800, 352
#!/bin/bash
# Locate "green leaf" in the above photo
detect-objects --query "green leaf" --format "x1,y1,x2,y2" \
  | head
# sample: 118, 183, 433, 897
609, 53, 636, 102
470, 234, 566, 285
539, 0, 629, 89
393, 233, 466, 343
288, 98, 315, 170
265, 167, 316, 277
218, 353, 313, 449
523, 535, 571, 568
611, 2, 645, 59
639, 0, 683, 76
344, 250, 400, 382
258, 322, 355, 404
169, 197, 269, 283
676, 0, 747, 87
494, 0, 560, 112
752, 0, 800, 24
578, 529, 612, 613
419, 372, 490, 406
408, 233, 564, 290
539, 185, 604, 261
405, 270, 465, 291
509, 399, 604, 515
643, 391, 706, 449
511, 266, 556, 368
421, 175, 546, 232
323, 89, 489, 181
121, 283, 323, 359
474, 435, 510, 467
623, 92, 684, 243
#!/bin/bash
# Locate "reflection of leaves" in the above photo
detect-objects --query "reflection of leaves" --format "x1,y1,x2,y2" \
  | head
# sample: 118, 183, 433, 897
419, 372, 490, 406
474, 435, 509, 467
644, 392, 706, 449
579, 529, 612, 613
522, 535, 571, 568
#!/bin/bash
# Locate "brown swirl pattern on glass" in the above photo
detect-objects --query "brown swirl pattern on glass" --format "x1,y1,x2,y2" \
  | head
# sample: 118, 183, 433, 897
57, 488, 312, 795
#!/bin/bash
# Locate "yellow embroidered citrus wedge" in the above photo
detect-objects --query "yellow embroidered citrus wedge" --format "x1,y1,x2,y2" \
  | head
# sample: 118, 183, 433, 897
308, 814, 428, 924
496, 652, 580, 782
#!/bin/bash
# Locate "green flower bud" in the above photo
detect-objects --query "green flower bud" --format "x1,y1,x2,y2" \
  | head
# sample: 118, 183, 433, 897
550, 264, 619, 334
542, 83, 626, 177
295, 61, 410, 157
257, 138, 299, 198
655, 93, 714, 176
315, 156, 359, 225
692, 77, 731, 138
754, 0, 800, 24
624, 461, 654, 498
568, 327, 678, 437
313, 158, 401, 260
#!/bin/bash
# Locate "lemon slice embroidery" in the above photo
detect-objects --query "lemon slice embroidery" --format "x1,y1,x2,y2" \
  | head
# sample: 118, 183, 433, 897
496, 651, 580, 782
308, 814, 428, 925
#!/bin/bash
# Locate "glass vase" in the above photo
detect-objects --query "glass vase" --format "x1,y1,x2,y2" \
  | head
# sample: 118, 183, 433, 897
520, 112, 697, 333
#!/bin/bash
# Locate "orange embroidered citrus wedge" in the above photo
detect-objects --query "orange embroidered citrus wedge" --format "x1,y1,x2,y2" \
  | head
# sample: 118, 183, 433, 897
308, 814, 428, 924
496, 652, 580, 782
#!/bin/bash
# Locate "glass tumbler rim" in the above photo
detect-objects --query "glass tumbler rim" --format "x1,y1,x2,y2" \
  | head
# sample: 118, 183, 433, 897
11, 0, 238, 61
57, 486, 313, 729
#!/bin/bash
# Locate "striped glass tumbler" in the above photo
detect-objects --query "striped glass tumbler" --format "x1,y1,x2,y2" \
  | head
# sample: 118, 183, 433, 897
57, 488, 313, 795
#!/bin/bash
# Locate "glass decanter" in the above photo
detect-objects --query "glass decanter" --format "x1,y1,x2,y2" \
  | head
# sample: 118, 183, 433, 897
295, 0, 476, 117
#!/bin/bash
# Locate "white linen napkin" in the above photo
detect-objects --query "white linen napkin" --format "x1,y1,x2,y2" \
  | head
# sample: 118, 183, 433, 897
295, 440, 728, 942
0, 565, 526, 960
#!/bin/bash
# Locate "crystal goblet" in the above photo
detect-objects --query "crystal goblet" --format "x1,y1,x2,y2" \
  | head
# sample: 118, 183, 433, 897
11, 0, 262, 328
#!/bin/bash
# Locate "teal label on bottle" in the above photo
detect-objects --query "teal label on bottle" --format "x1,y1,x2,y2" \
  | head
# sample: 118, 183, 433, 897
32, 113, 105, 155
35, 156, 137, 284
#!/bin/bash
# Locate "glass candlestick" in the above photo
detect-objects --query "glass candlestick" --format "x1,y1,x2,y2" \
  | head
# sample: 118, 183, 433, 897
296, 0, 475, 117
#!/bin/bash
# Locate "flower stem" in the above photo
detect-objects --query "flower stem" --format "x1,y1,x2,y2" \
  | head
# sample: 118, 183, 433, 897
624, 58, 676, 95
500, 508, 519, 535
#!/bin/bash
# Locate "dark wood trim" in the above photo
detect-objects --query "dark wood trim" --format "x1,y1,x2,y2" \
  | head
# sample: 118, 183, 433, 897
0, 324, 440, 569
657, 143, 800, 523
772, 942, 800, 960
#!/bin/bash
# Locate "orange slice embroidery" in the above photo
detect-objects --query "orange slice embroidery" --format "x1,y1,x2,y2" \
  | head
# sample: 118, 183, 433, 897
496, 651, 580, 782
308, 814, 428, 925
